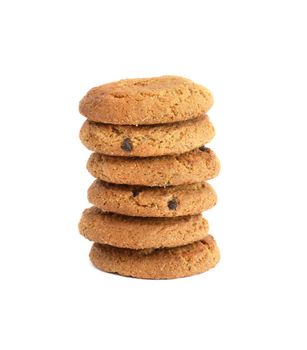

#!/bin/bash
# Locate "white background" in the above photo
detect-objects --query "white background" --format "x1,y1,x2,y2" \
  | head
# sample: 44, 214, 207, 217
0, 0, 306, 349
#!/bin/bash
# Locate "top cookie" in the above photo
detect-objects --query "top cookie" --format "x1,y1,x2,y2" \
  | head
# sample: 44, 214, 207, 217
79, 76, 213, 125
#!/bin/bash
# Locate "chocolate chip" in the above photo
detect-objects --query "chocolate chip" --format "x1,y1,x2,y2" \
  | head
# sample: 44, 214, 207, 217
132, 188, 141, 197
121, 138, 133, 152
199, 145, 210, 152
167, 198, 177, 210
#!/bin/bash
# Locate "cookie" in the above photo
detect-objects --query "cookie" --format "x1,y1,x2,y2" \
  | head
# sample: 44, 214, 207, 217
88, 180, 217, 217
79, 76, 213, 125
79, 207, 209, 249
87, 148, 220, 186
80, 115, 215, 157
89, 235, 220, 279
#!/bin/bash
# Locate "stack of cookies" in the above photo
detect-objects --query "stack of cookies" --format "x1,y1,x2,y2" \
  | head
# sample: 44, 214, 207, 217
78, 76, 220, 279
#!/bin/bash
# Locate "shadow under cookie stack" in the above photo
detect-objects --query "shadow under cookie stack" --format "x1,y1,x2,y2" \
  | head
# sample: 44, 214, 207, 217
78, 76, 220, 279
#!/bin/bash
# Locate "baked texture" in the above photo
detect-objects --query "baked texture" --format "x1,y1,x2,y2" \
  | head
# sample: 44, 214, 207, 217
89, 235, 220, 279
87, 148, 220, 186
79, 207, 209, 249
80, 115, 215, 157
88, 179, 217, 217
79, 76, 213, 125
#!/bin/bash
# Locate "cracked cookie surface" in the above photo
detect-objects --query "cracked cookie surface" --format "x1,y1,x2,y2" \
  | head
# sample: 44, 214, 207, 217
89, 235, 220, 279
88, 180, 217, 217
79, 76, 213, 125
80, 115, 215, 157
79, 207, 209, 249
87, 148, 220, 186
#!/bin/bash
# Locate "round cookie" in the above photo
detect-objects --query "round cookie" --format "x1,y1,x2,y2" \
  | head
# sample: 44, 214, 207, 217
89, 235, 220, 279
88, 180, 217, 217
87, 147, 220, 186
79, 207, 209, 249
79, 76, 213, 125
80, 115, 215, 157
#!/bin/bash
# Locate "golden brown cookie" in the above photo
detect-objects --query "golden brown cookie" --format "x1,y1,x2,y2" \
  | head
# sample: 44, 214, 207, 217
87, 148, 220, 186
79, 207, 209, 249
80, 115, 215, 157
79, 76, 213, 125
89, 235, 220, 279
88, 180, 217, 217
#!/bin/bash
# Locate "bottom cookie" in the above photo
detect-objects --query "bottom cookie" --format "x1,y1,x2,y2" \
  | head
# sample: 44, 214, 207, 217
89, 235, 220, 279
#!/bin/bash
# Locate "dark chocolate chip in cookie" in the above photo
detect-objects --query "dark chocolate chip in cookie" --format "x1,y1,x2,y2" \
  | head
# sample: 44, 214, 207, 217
121, 138, 133, 152
199, 145, 210, 152
168, 198, 178, 210
132, 188, 142, 197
